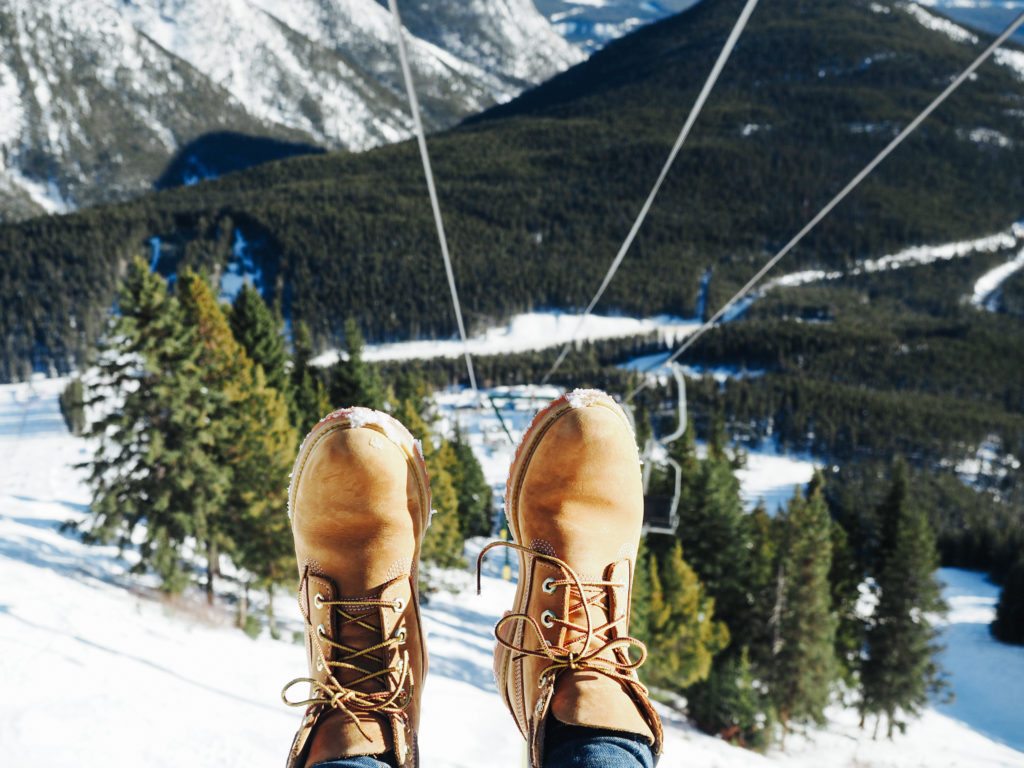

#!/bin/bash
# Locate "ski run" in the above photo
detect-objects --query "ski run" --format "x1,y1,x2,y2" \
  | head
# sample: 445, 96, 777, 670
1, 377, 1022, 768
307, 224, 1024, 367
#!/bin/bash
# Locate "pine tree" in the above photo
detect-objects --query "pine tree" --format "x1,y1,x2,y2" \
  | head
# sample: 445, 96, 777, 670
769, 477, 838, 732
331, 318, 385, 410
687, 648, 773, 749
290, 320, 330, 434
394, 399, 464, 571
224, 364, 298, 633
642, 541, 729, 691
860, 461, 947, 737
677, 436, 750, 633
448, 424, 492, 537
59, 377, 86, 435
81, 258, 226, 593
743, 503, 779, 672
992, 557, 1024, 645
830, 518, 865, 685
230, 284, 289, 397
178, 269, 250, 602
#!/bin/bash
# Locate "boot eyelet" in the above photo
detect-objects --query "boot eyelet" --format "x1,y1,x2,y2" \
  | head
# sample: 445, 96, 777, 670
540, 610, 556, 628
316, 659, 324, 672
394, 626, 407, 644
393, 598, 406, 612
316, 623, 327, 638
542, 578, 557, 594
313, 593, 325, 610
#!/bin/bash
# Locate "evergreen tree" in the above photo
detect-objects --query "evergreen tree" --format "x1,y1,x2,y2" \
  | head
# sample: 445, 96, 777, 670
330, 318, 385, 410
860, 461, 947, 737
448, 424, 492, 537
770, 478, 838, 731
230, 284, 289, 397
677, 437, 751, 633
59, 377, 86, 435
642, 541, 729, 690
687, 648, 773, 749
81, 258, 226, 592
290, 320, 330, 434
830, 518, 865, 686
743, 503, 779, 672
179, 269, 249, 602
991, 557, 1024, 645
224, 364, 298, 633
394, 399, 464, 572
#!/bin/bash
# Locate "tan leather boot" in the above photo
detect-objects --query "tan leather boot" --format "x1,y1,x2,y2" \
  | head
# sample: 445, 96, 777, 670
282, 407, 431, 768
480, 389, 664, 767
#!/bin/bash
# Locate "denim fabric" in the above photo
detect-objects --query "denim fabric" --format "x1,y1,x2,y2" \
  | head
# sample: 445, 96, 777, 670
310, 724, 656, 768
311, 756, 393, 768
546, 722, 657, 768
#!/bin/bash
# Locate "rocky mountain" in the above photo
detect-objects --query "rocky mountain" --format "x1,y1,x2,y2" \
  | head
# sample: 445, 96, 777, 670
0, 0, 582, 220
3, 0, 1024, 380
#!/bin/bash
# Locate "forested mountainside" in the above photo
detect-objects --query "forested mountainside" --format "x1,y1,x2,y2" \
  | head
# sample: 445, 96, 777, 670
3, 0, 1023, 380
0, 0, 580, 220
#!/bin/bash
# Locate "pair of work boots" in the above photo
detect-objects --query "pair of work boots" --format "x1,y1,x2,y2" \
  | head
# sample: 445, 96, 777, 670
281, 390, 664, 768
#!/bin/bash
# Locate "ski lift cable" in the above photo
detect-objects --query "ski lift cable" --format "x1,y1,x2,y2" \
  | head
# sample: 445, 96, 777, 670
626, 9, 1024, 403
540, 0, 762, 386
387, 0, 478, 396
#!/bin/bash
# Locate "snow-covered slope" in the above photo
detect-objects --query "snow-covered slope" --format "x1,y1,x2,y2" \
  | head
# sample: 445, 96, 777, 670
0, 0, 581, 219
3, 378, 1024, 767
971, 245, 1024, 312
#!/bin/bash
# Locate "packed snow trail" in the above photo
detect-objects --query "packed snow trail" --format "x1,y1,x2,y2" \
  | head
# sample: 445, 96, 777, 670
1, 379, 1023, 767
309, 226, 1021, 368
971, 246, 1024, 311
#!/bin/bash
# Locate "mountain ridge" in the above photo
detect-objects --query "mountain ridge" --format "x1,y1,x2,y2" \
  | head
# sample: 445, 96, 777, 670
2, 0, 1024, 381
0, 0, 582, 220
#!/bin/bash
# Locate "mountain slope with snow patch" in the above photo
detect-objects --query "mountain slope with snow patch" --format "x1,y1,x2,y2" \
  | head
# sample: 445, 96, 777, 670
0, 0, 581, 219
2, 379, 1023, 767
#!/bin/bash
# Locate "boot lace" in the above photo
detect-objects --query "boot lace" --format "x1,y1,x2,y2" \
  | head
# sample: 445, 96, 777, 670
477, 540, 648, 690
281, 596, 411, 739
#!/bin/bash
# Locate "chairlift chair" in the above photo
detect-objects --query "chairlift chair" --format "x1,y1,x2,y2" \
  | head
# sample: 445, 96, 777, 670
639, 362, 687, 535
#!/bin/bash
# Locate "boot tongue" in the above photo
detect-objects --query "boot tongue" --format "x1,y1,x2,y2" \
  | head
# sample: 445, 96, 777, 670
549, 559, 654, 745
306, 710, 388, 764
550, 673, 655, 744
308, 579, 408, 764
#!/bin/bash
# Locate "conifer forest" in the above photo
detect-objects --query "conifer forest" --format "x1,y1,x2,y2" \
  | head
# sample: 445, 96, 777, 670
3, 0, 1024, 763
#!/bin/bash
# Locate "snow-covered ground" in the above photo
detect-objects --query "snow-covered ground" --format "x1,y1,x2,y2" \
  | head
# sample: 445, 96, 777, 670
936, 568, 1024, 754
312, 313, 700, 367
970, 246, 1024, 311
2, 379, 1023, 767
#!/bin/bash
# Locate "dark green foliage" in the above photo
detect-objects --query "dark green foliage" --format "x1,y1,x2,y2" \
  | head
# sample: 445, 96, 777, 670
742, 504, 779, 673
449, 425, 493, 537
640, 541, 729, 691
676, 436, 751, 634
992, 558, 1024, 645
829, 519, 865, 686
290, 320, 331, 435
1002, 269, 1024, 317
329, 318, 385, 411
860, 461, 947, 738
769, 479, 838, 730
230, 285, 290, 396
5, 0, 1024, 383
59, 377, 86, 435
686, 648, 773, 749
394, 399, 465, 573
80, 258, 226, 592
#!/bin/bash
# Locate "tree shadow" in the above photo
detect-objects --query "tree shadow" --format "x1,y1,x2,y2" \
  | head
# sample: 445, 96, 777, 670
154, 132, 324, 190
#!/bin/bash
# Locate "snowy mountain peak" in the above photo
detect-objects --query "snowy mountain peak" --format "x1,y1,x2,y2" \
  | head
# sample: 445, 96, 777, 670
0, 0, 582, 219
